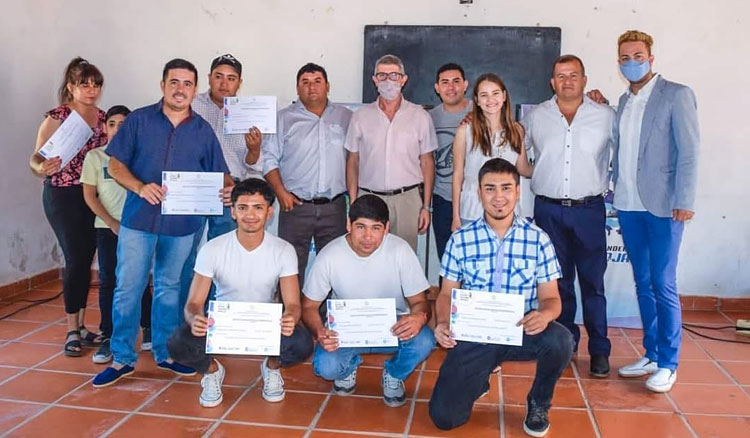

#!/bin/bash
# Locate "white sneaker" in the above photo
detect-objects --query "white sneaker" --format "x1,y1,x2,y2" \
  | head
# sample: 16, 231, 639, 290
333, 368, 357, 395
646, 368, 677, 393
382, 369, 406, 407
199, 359, 225, 408
261, 358, 285, 402
618, 357, 658, 377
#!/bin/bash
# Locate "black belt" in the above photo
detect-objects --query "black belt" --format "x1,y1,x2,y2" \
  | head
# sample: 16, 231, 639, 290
536, 194, 602, 207
297, 192, 346, 205
360, 183, 421, 197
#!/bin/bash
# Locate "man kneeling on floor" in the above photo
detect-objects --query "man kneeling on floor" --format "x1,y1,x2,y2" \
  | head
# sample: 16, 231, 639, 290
167, 178, 313, 406
301, 194, 436, 407
428, 159, 574, 437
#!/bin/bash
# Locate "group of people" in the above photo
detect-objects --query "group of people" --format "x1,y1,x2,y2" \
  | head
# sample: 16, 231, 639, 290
29, 28, 698, 437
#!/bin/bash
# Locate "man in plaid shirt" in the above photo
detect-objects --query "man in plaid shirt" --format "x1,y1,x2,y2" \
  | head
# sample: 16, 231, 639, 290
429, 158, 574, 438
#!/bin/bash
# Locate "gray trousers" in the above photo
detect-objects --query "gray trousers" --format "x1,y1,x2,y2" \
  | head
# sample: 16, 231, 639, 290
278, 195, 347, 287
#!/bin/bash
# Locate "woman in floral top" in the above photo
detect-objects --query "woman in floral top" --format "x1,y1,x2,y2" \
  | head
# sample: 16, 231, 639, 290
29, 57, 108, 357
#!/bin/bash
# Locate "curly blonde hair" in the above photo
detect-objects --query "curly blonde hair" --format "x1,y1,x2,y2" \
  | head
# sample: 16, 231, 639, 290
618, 30, 654, 54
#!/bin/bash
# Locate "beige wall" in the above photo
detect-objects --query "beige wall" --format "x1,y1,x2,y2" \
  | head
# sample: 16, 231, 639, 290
1, 0, 748, 296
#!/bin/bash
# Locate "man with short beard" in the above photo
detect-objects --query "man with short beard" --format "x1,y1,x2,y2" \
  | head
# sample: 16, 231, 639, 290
345, 54, 438, 252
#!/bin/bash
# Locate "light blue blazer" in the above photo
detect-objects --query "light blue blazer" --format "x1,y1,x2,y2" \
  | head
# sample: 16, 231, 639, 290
612, 76, 700, 218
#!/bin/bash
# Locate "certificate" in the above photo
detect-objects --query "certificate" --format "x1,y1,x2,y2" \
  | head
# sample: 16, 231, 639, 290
450, 289, 525, 346
223, 95, 277, 134
37, 109, 93, 169
327, 298, 398, 348
161, 171, 223, 216
206, 300, 283, 356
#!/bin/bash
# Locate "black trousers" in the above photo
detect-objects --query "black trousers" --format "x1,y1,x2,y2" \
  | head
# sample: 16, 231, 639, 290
42, 183, 96, 314
167, 322, 314, 374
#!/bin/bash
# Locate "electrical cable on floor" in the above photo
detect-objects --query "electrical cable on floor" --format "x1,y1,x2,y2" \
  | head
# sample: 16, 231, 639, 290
682, 323, 750, 345
0, 292, 63, 321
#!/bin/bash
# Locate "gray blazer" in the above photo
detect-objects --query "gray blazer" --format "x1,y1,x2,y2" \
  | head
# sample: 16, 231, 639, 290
613, 76, 700, 218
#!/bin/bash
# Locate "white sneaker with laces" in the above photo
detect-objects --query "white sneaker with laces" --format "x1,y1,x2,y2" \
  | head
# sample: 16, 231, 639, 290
645, 368, 677, 393
618, 357, 658, 377
199, 359, 225, 408
333, 368, 357, 395
382, 369, 406, 407
261, 358, 285, 402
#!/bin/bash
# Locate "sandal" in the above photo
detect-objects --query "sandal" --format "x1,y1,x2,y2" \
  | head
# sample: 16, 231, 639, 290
79, 326, 104, 346
64, 330, 83, 357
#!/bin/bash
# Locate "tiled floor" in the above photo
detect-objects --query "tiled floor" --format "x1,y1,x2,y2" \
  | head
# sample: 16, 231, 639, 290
1, 280, 749, 437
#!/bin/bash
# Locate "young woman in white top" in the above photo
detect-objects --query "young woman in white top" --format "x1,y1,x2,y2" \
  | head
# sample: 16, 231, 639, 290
451, 73, 532, 230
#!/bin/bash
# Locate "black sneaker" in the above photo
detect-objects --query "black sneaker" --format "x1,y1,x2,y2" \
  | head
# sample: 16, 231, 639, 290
590, 355, 610, 378
523, 398, 550, 437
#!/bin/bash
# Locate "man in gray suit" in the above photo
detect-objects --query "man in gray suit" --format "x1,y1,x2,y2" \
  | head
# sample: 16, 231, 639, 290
611, 30, 699, 393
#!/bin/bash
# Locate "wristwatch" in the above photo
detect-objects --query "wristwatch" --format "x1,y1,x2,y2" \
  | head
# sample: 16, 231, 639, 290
421, 205, 433, 213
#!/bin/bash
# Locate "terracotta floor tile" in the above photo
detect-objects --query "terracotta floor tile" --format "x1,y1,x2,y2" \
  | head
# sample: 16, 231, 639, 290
417, 371, 499, 403
0, 400, 45, 432
31, 279, 64, 292
61, 377, 169, 411
669, 383, 750, 415
309, 431, 386, 438
211, 424, 306, 438
673, 360, 734, 384
681, 311, 732, 324
502, 376, 585, 408
594, 410, 693, 438
14, 289, 63, 301
720, 361, 750, 385
6, 304, 65, 323
131, 353, 177, 380
316, 395, 409, 433
721, 311, 750, 322
408, 401, 499, 438
345, 365, 419, 398
685, 326, 750, 342
0, 342, 61, 367
226, 387, 325, 426
108, 414, 214, 438
19, 324, 73, 344
6, 406, 123, 438
0, 366, 22, 383
685, 414, 750, 438
630, 337, 713, 361
277, 362, 332, 393
578, 336, 639, 357
622, 328, 644, 338
498, 360, 575, 378
0, 369, 90, 403
140, 381, 244, 418
179, 357, 262, 386
37, 349, 106, 374
359, 353, 391, 368
0, 321, 46, 341
580, 380, 674, 411
504, 406, 596, 438
697, 340, 750, 361
424, 348, 447, 371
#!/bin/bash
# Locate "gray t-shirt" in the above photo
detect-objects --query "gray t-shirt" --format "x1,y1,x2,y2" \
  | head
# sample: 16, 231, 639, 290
429, 102, 473, 201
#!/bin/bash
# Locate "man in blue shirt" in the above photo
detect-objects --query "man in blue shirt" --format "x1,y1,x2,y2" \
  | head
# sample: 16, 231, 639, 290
428, 159, 573, 437
93, 58, 231, 387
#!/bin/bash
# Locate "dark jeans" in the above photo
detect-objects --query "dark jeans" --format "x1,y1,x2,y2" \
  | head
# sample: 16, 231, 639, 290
278, 195, 347, 287
96, 228, 152, 338
432, 194, 453, 261
42, 183, 96, 314
533, 197, 611, 357
429, 321, 574, 430
167, 322, 314, 374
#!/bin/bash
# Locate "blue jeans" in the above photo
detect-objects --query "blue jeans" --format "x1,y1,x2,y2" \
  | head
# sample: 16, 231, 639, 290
111, 226, 195, 367
429, 321, 574, 430
533, 197, 610, 356
432, 195, 453, 261
617, 210, 684, 371
313, 325, 435, 381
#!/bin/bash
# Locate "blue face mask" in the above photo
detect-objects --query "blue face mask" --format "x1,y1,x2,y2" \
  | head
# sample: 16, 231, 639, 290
620, 60, 651, 82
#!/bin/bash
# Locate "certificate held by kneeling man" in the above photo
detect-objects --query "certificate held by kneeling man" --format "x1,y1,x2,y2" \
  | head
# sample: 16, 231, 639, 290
167, 179, 313, 407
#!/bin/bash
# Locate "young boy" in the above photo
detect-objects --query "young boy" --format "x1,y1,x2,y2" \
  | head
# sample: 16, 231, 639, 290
81, 105, 153, 364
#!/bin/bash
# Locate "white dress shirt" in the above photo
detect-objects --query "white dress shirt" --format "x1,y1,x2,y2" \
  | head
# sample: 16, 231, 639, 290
613, 74, 661, 211
191, 92, 263, 180
522, 96, 615, 200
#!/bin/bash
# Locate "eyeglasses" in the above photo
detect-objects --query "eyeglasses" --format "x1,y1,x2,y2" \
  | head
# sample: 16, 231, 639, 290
375, 72, 404, 81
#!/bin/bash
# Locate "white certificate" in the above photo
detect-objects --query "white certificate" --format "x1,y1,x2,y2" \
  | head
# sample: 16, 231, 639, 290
450, 289, 525, 346
223, 96, 277, 134
327, 298, 398, 348
37, 109, 93, 169
206, 300, 283, 356
161, 171, 223, 216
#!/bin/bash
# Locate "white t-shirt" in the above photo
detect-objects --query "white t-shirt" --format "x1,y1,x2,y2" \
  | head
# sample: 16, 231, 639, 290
303, 234, 430, 315
194, 231, 298, 303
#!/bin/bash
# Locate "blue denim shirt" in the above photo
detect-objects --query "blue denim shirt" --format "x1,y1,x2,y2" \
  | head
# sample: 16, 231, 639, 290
106, 100, 229, 236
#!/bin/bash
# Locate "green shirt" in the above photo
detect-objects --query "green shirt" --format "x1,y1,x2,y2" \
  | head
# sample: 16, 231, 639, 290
80, 146, 126, 229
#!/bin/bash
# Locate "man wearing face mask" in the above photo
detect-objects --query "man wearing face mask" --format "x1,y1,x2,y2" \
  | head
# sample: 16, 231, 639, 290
345, 54, 438, 252
612, 30, 699, 393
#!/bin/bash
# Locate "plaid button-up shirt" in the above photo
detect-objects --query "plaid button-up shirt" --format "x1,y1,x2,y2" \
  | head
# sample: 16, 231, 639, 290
440, 214, 561, 312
